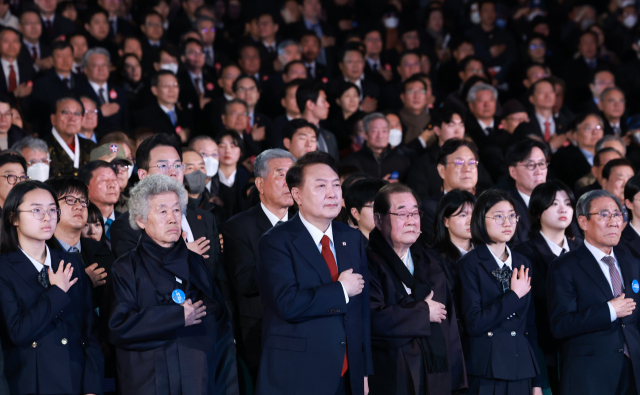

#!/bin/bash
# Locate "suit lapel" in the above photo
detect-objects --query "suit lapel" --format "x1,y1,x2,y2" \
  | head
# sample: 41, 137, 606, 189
531, 234, 557, 266
476, 245, 505, 294
576, 245, 615, 299
254, 204, 273, 234
186, 208, 207, 240
332, 223, 353, 273
623, 226, 640, 258
290, 215, 333, 284
8, 251, 48, 295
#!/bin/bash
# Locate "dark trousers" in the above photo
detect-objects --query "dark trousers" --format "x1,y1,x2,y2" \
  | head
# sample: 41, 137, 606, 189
334, 369, 352, 395
615, 357, 637, 395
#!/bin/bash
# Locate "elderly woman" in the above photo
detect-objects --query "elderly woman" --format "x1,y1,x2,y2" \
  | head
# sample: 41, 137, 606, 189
366, 183, 466, 394
106, 174, 238, 395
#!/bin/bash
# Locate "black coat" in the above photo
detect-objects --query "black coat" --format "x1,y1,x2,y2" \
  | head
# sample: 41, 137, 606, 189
7, 124, 26, 148
318, 126, 340, 161
73, 78, 130, 135
619, 224, 640, 261
0, 249, 103, 395
106, 233, 238, 395
39, 15, 76, 45
510, 188, 531, 245
341, 145, 411, 181
30, 70, 80, 136
0, 60, 35, 106
548, 244, 640, 395
366, 243, 467, 394
132, 102, 194, 137
549, 144, 593, 194
213, 166, 252, 217
512, 114, 568, 146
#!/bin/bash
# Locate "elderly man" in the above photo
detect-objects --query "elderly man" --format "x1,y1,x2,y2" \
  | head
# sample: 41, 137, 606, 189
89, 141, 134, 212
45, 96, 96, 177
548, 190, 640, 395
223, 148, 295, 381
342, 112, 410, 181
464, 83, 502, 154
255, 151, 372, 395
12, 135, 50, 181
106, 174, 238, 395
601, 158, 635, 204
367, 183, 466, 394
79, 161, 121, 244
74, 47, 128, 135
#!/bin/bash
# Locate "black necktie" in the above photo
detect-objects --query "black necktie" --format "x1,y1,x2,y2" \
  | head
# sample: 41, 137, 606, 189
485, 127, 494, 136
38, 266, 50, 288
306, 65, 313, 79
98, 87, 106, 105
560, 248, 567, 255
62, 77, 69, 89
276, 221, 284, 226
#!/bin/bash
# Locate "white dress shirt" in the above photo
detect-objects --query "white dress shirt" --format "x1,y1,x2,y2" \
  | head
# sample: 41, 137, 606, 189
21, 245, 52, 273
539, 231, 570, 256
455, 244, 472, 256
299, 213, 349, 303
478, 119, 495, 136
365, 57, 381, 71
488, 245, 513, 269
517, 190, 531, 207
535, 112, 555, 138
1, 58, 19, 87
88, 80, 108, 103
218, 169, 237, 188
400, 250, 414, 294
261, 202, 288, 226
584, 239, 622, 322
181, 214, 194, 242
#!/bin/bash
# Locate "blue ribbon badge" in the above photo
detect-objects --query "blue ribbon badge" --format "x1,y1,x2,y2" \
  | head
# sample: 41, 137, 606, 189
172, 289, 186, 304
633, 280, 640, 294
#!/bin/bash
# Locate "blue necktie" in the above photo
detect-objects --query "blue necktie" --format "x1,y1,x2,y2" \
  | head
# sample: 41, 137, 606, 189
105, 218, 114, 240
68, 246, 79, 254
168, 110, 177, 126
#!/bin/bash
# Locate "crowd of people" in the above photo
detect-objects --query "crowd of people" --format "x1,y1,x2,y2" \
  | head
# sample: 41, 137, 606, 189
0, 0, 640, 394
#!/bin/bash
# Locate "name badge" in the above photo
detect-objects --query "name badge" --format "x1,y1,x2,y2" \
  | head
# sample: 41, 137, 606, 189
632, 280, 639, 294
172, 289, 185, 304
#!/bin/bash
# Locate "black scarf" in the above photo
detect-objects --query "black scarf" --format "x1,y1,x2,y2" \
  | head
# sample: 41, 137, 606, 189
369, 228, 449, 373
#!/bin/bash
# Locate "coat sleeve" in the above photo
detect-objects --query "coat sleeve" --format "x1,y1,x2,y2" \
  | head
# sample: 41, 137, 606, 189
256, 232, 347, 323
223, 220, 259, 298
106, 257, 185, 350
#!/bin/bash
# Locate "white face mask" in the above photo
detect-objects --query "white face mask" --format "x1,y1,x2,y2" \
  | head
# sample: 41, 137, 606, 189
388, 128, 403, 147
624, 14, 638, 29
27, 163, 49, 182
160, 63, 179, 74
127, 164, 134, 179
384, 16, 399, 29
203, 156, 219, 177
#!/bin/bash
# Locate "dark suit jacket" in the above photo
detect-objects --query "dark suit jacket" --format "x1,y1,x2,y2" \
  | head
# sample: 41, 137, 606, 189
513, 234, 582, 356
30, 70, 79, 136
318, 127, 340, 162
548, 244, 640, 395
214, 166, 252, 217
549, 144, 593, 194
341, 144, 411, 181
45, 133, 96, 177
618, 224, 640, 262
510, 188, 531, 245
17, 41, 51, 71
255, 214, 373, 394
177, 69, 217, 112
456, 245, 540, 382
561, 57, 614, 113
0, 249, 103, 395
73, 78, 130, 135
7, 125, 26, 148
132, 102, 194, 136
0, 59, 36, 105
40, 15, 76, 45
108, 17, 135, 39
513, 113, 568, 144
327, 77, 381, 102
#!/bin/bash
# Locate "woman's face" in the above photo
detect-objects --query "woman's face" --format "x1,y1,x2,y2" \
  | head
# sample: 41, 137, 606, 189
82, 220, 103, 242
338, 87, 360, 115
445, 203, 473, 242
218, 135, 241, 167
485, 200, 516, 243
10, 108, 22, 129
14, 188, 58, 244
123, 56, 142, 83
528, 38, 546, 60
540, 190, 574, 232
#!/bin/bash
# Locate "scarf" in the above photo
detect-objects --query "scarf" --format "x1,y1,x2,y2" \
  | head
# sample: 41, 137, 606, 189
369, 228, 449, 373
399, 107, 430, 144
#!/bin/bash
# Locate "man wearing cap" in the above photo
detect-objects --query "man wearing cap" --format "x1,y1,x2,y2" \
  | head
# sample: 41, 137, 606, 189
90, 142, 134, 212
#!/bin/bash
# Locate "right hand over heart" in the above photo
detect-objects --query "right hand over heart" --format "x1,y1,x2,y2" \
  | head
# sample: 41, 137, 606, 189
183, 299, 207, 326
611, 294, 636, 318
49, 260, 78, 293
425, 291, 447, 323
338, 269, 364, 297
510, 265, 531, 298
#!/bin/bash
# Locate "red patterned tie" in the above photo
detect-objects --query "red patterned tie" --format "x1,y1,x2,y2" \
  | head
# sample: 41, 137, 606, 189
31, 46, 38, 61
8, 64, 16, 93
544, 121, 551, 143
602, 255, 630, 357
320, 235, 348, 376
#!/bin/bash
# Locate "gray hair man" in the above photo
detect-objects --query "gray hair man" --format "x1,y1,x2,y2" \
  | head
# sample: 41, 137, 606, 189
12, 136, 51, 181
548, 188, 640, 395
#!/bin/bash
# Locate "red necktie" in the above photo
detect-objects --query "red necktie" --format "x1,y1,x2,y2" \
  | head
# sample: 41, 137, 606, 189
31, 46, 38, 61
544, 121, 551, 143
8, 64, 16, 93
320, 235, 348, 376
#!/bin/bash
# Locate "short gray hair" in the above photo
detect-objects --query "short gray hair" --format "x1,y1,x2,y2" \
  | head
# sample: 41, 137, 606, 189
596, 135, 627, 156
11, 136, 49, 157
467, 83, 498, 103
600, 86, 624, 102
128, 174, 188, 230
82, 47, 111, 69
278, 39, 301, 56
576, 189, 622, 220
363, 112, 389, 135
254, 148, 295, 178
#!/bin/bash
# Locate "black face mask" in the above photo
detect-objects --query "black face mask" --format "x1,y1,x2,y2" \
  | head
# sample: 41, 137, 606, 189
184, 170, 207, 195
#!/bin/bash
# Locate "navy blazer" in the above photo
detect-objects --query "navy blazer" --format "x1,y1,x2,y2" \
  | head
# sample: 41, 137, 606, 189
255, 214, 373, 395
548, 244, 640, 395
73, 78, 130, 135
510, 188, 531, 245
619, 224, 640, 261
456, 244, 540, 382
0, 249, 103, 395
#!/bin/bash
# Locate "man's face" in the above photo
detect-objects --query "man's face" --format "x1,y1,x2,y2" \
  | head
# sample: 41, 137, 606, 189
366, 118, 390, 151
152, 73, 180, 107
142, 14, 164, 41
460, 60, 485, 82
480, 2, 496, 26
52, 100, 83, 136
86, 53, 110, 84
52, 47, 74, 74
469, 90, 496, 120
0, 163, 25, 204
377, 192, 420, 247
35, 0, 57, 14
603, 165, 634, 203
70, 36, 88, 62
576, 115, 604, 150
436, 113, 465, 143
157, 50, 178, 71
86, 13, 110, 41
98, 0, 120, 13
340, 50, 365, 81
401, 81, 427, 113
0, 30, 20, 59
121, 38, 143, 61
364, 31, 382, 55
310, 91, 330, 120
198, 20, 216, 45
282, 85, 300, 115
301, 35, 320, 62
88, 167, 120, 205
80, 98, 98, 130
192, 139, 218, 161
234, 77, 259, 108
258, 14, 278, 40
259, 157, 294, 208
239, 46, 261, 75
578, 197, 622, 250
437, 146, 478, 192
397, 54, 420, 81
594, 150, 622, 181
138, 192, 182, 247
222, 102, 248, 132
402, 30, 420, 50
283, 63, 307, 82
183, 151, 206, 175
144, 146, 184, 183
525, 66, 548, 88
183, 0, 204, 16
509, 147, 548, 196
501, 112, 529, 134
58, 191, 88, 231
218, 66, 241, 95
182, 42, 205, 70
19, 12, 42, 42
0, 103, 11, 133
301, 0, 322, 20
453, 42, 474, 62
590, 71, 615, 99
579, 33, 598, 59
292, 163, 342, 223
530, 81, 556, 110
280, 45, 302, 69
22, 148, 49, 167
600, 90, 626, 119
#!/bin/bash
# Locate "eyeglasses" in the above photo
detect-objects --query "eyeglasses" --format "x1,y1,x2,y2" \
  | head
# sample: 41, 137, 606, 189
60, 110, 83, 117
27, 159, 51, 166
58, 196, 89, 208
113, 163, 131, 173
186, 50, 205, 57
200, 28, 215, 33
1, 174, 28, 185
151, 163, 185, 173
447, 159, 479, 168
517, 161, 549, 171
388, 210, 423, 221
84, 109, 99, 115
0, 111, 11, 119
236, 86, 257, 93
17, 207, 60, 220
486, 213, 520, 225
588, 211, 624, 222
405, 89, 426, 95
529, 43, 545, 50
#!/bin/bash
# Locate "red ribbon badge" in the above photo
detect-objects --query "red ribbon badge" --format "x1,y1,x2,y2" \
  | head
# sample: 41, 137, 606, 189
176, 126, 182, 134
109, 90, 117, 100
206, 82, 214, 91
26, 81, 33, 87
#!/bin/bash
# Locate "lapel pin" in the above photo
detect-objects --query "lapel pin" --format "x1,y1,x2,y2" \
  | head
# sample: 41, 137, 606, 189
197, 215, 202, 220
342, 242, 346, 246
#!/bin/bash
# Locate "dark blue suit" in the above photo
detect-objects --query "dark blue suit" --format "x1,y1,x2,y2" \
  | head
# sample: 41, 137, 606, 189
73, 78, 130, 136
548, 244, 640, 395
0, 249, 103, 395
255, 214, 373, 395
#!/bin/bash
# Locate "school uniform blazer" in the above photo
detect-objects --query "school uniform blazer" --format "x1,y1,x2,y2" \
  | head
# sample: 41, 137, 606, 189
547, 244, 640, 395
255, 214, 373, 395
0, 249, 103, 395
456, 244, 540, 382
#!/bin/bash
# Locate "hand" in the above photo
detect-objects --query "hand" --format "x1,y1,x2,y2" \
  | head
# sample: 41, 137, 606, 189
183, 232, 210, 259
382, 174, 399, 184
98, 152, 118, 163
182, 299, 206, 326
320, 35, 335, 48
532, 387, 543, 395
360, 96, 378, 113
35, 56, 54, 70
100, 102, 120, 117
378, 67, 393, 82
338, 19, 354, 31
420, 127, 433, 142
425, 291, 447, 323
337, 269, 364, 297
364, 376, 369, 395
251, 124, 266, 141
199, 96, 211, 110
510, 265, 531, 298
489, 44, 506, 58
176, 127, 190, 143
84, 263, 107, 288
49, 260, 78, 293
219, 233, 224, 253
549, 133, 568, 150
611, 294, 636, 318
13, 82, 32, 98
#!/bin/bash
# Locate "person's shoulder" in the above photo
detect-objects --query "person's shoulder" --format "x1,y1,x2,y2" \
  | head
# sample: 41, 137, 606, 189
333, 220, 365, 240
78, 136, 97, 151
225, 204, 260, 228
513, 238, 536, 256
81, 237, 112, 256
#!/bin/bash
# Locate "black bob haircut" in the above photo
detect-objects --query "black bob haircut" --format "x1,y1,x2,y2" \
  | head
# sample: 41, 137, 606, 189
282, 118, 318, 141
286, 151, 338, 191
77, 160, 117, 186
504, 139, 550, 168
436, 139, 479, 167
344, 178, 387, 225
432, 189, 476, 261
45, 176, 89, 200
528, 180, 576, 239
624, 174, 640, 220
0, 152, 26, 173
215, 130, 245, 157
1, 181, 60, 253
471, 189, 516, 246
136, 133, 182, 171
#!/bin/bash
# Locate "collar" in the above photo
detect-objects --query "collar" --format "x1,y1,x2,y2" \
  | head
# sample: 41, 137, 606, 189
455, 243, 473, 256
188, 70, 203, 80
57, 72, 71, 80
535, 112, 553, 124
299, 212, 334, 248
477, 119, 494, 130
584, 239, 617, 264
539, 231, 569, 257
0, 58, 16, 68
223, 93, 234, 101
286, 113, 296, 121
304, 61, 315, 69
579, 147, 595, 166
57, 237, 81, 253
630, 222, 640, 238
218, 169, 237, 187
488, 244, 512, 269
40, 14, 54, 24
102, 209, 115, 223
365, 56, 380, 67
88, 79, 107, 93
159, 103, 175, 114
260, 202, 288, 227
22, 39, 37, 49
517, 189, 531, 207
304, 18, 320, 29
21, 245, 51, 273
400, 249, 414, 276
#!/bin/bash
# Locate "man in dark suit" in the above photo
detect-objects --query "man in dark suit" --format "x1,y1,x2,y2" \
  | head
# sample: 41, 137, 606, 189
73, 47, 129, 136
505, 140, 550, 245
600, 87, 628, 137
297, 81, 339, 161
223, 148, 295, 381
255, 151, 372, 394
548, 190, 640, 395
300, 31, 328, 82
0, 28, 36, 107
286, 0, 335, 68
35, 0, 76, 44
97, 0, 135, 40
17, 10, 52, 73
139, 11, 166, 75
177, 38, 217, 117
271, 79, 305, 149
327, 43, 380, 111
133, 70, 194, 138
255, 12, 280, 75
0, 95, 25, 149
231, 75, 273, 155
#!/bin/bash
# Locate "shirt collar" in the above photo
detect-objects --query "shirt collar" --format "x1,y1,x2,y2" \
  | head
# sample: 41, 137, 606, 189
218, 169, 237, 187
539, 231, 569, 257
517, 189, 531, 207
159, 103, 175, 113
1, 58, 16, 68
488, 245, 512, 269
88, 79, 107, 93
102, 210, 116, 223
299, 212, 334, 249
188, 71, 202, 80
579, 147, 595, 166
630, 222, 640, 238
57, 237, 81, 253
477, 119, 494, 130
21, 245, 52, 273
584, 239, 616, 264
535, 112, 553, 124
260, 202, 288, 227
455, 243, 472, 256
